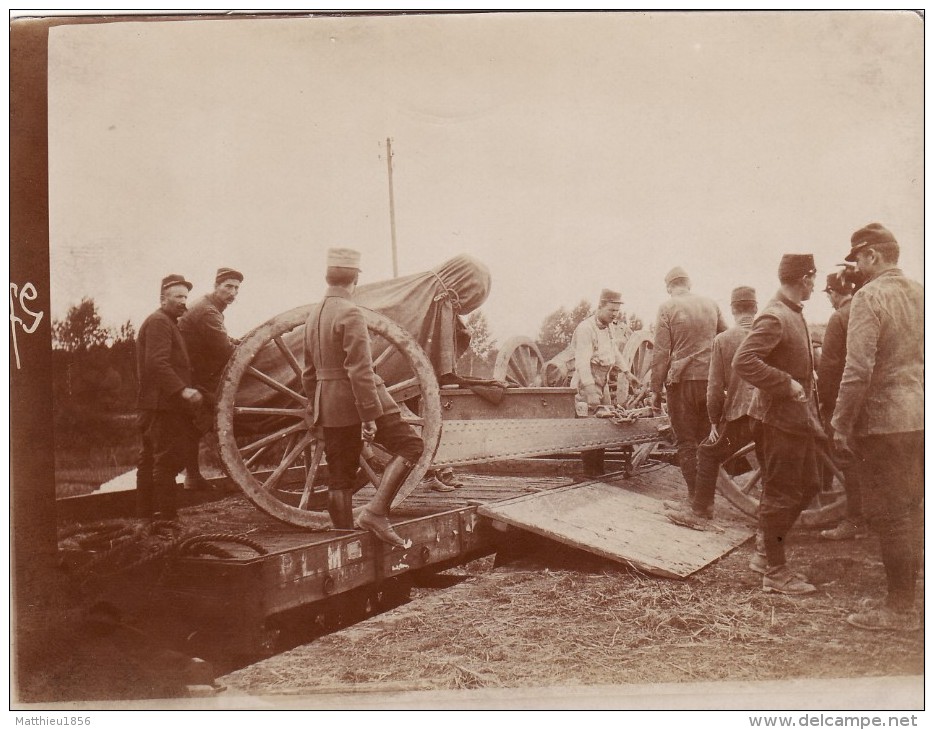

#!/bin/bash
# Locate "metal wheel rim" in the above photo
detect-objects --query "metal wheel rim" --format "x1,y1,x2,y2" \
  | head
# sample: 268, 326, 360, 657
493, 336, 545, 387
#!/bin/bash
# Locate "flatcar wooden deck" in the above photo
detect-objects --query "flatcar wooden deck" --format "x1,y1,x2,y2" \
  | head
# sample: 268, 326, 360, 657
73, 463, 752, 667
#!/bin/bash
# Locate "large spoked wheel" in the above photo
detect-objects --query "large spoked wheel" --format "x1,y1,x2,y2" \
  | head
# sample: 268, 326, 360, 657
215, 305, 442, 529
493, 336, 545, 387
716, 441, 847, 527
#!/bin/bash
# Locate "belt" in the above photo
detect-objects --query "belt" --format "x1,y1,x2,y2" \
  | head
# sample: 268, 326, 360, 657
316, 367, 349, 381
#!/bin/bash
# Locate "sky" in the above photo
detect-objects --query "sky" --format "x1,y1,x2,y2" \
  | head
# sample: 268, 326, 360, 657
47, 11, 923, 345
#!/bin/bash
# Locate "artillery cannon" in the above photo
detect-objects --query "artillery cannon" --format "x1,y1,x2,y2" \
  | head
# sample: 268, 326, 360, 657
212, 254, 845, 530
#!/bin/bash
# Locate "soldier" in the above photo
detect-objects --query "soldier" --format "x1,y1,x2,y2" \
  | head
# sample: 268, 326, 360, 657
302, 248, 424, 547
651, 267, 727, 501
816, 267, 867, 541
571, 288, 630, 476
734, 254, 824, 595
667, 286, 758, 531
135, 274, 203, 521
178, 267, 244, 491
832, 223, 923, 632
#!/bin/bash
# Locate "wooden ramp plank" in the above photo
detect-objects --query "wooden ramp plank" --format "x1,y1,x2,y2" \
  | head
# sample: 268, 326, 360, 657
478, 478, 754, 579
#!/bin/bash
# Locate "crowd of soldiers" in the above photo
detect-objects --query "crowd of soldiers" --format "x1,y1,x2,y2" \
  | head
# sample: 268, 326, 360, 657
134, 222, 922, 634
573, 222, 923, 632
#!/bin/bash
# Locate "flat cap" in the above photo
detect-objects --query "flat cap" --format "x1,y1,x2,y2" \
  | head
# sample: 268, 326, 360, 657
161, 274, 193, 291
664, 266, 690, 286
778, 254, 816, 281
846, 222, 897, 262
326, 247, 362, 270
599, 288, 623, 304
730, 286, 757, 304
215, 267, 244, 284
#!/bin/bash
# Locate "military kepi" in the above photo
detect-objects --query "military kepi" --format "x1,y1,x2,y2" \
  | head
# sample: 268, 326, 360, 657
730, 286, 756, 304
600, 288, 623, 304
846, 222, 897, 262
778, 254, 816, 281
664, 266, 689, 286
326, 247, 362, 270
215, 267, 244, 284
161, 273, 193, 291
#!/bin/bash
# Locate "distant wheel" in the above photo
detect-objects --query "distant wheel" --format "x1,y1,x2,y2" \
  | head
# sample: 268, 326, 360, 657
493, 336, 545, 387
619, 330, 654, 408
716, 441, 847, 527
215, 305, 442, 529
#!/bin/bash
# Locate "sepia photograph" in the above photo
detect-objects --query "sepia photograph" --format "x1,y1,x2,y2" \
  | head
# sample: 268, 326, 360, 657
10, 9, 924, 717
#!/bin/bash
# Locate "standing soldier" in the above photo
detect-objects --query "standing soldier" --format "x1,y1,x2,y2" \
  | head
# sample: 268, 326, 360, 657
816, 267, 867, 541
652, 267, 727, 502
135, 274, 203, 521
572, 288, 629, 477
178, 267, 244, 491
302, 248, 424, 547
667, 286, 758, 530
832, 224, 923, 632
734, 254, 823, 595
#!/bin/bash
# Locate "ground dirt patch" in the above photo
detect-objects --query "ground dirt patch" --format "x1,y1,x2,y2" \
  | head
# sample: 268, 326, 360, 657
221, 526, 923, 699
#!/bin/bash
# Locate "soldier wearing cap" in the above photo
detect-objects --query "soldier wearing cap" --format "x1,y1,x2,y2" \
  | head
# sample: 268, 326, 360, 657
815, 267, 867, 542
831, 223, 923, 632
135, 274, 203, 520
668, 286, 759, 531
734, 254, 823, 595
301, 248, 424, 546
652, 267, 728, 500
178, 267, 245, 490
571, 288, 631, 476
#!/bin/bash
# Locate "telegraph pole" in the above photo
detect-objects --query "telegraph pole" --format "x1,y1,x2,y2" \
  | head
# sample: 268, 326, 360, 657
386, 137, 399, 278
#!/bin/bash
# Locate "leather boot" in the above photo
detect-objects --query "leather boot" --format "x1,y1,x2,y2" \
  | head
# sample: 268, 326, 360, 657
327, 489, 355, 530
356, 457, 412, 548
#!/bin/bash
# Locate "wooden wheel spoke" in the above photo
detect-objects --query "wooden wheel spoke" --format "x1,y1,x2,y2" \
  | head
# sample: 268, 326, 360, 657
263, 432, 314, 492
244, 444, 270, 469
371, 342, 396, 371
234, 406, 306, 418
298, 440, 325, 510
246, 366, 308, 405
240, 421, 306, 455
387, 376, 420, 396
274, 335, 304, 380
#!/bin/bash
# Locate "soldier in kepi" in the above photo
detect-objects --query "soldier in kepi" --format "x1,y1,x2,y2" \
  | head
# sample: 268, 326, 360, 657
135, 274, 203, 521
651, 267, 727, 504
178, 267, 244, 491
831, 223, 923, 632
571, 288, 630, 477
667, 286, 759, 531
302, 247, 425, 547
734, 254, 824, 596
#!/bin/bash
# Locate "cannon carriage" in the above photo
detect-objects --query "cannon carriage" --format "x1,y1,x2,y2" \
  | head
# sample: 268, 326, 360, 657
212, 255, 846, 531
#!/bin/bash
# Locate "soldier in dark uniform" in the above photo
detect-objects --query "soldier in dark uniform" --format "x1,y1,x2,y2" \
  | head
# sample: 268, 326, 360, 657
833, 223, 923, 632
301, 248, 424, 547
667, 286, 758, 530
652, 267, 727, 501
178, 267, 244, 490
734, 254, 824, 595
135, 274, 203, 520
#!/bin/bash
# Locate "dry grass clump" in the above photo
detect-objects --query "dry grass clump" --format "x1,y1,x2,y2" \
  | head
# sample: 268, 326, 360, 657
228, 547, 894, 695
